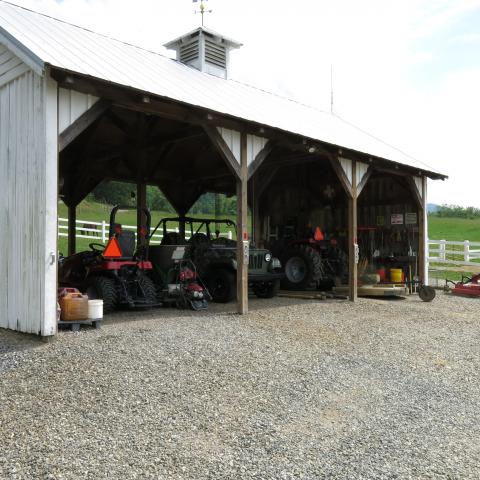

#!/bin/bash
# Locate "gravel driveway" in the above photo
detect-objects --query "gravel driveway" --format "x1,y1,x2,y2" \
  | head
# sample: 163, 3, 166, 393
1, 294, 479, 479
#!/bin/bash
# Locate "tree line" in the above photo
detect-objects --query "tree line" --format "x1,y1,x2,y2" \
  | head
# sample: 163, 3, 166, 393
90, 181, 237, 215
430, 204, 480, 219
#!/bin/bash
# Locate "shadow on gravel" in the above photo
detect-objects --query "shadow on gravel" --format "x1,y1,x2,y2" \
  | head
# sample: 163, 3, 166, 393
0, 328, 45, 354
98, 296, 350, 328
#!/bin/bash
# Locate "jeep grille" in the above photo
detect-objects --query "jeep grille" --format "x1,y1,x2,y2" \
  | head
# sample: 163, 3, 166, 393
249, 252, 263, 269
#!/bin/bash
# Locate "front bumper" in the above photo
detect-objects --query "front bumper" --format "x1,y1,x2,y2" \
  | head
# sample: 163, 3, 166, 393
248, 272, 285, 283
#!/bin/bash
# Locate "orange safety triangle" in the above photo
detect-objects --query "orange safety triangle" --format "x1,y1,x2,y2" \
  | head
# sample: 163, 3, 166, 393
314, 227, 324, 241
103, 237, 122, 258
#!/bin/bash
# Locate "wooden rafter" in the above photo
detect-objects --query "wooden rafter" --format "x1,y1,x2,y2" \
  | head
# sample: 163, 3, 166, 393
203, 125, 241, 179
248, 140, 274, 180
59, 99, 110, 152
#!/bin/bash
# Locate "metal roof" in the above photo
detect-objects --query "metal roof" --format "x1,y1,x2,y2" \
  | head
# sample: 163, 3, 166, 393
0, 1, 445, 179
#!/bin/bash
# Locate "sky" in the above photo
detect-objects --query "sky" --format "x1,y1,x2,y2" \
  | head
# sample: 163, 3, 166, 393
7, 0, 480, 207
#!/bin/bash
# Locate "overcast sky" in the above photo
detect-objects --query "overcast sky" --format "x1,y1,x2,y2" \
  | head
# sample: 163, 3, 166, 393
10, 0, 480, 207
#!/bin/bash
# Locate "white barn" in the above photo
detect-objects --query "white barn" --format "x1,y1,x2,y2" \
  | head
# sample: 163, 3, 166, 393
0, 1, 446, 336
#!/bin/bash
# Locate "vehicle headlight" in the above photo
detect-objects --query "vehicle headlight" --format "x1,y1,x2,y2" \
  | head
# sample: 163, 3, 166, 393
264, 253, 272, 262
271, 258, 281, 269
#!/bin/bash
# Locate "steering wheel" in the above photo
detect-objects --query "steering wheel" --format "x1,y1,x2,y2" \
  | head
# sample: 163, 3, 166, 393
190, 232, 209, 245
89, 243, 105, 253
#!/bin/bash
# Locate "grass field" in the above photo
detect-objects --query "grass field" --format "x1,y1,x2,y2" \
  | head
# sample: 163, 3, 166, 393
57, 201, 240, 254
428, 216, 480, 241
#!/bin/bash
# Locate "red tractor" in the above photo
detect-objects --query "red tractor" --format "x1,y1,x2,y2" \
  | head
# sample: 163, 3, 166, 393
58, 205, 158, 313
271, 225, 348, 290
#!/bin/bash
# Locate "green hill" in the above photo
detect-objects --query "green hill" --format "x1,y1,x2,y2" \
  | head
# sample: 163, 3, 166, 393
427, 216, 480, 242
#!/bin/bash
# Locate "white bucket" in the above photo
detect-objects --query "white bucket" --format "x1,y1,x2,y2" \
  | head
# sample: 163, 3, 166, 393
88, 299, 103, 319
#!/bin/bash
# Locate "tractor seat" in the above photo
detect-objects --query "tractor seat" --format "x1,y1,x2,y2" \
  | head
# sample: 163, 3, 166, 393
115, 230, 136, 259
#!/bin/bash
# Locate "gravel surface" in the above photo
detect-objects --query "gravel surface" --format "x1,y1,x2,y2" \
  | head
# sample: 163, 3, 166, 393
1, 293, 479, 479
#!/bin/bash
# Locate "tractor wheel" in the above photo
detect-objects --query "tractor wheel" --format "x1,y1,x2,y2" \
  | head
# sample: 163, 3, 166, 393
253, 279, 280, 299
281, 245, 323, 290
419, 285, 436, 302
138, 274, 158, 305
86, 276, 118, 314
207, 268, 235, 303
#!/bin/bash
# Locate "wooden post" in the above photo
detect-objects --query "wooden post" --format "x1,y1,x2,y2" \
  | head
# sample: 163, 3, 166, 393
236, 132, 248, 314
348, 161, 358, 302
137, 182, 147, 246
419, 176, 428, 284
68, 204, 76, 256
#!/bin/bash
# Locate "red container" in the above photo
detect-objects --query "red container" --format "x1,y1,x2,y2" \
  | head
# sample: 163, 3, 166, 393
376, 268, 386, 282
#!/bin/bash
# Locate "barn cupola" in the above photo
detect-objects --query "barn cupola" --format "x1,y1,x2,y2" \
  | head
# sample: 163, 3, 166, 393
164, 27, 242, 79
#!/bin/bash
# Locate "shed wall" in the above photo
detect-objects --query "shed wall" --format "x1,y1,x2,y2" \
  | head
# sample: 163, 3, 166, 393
0, 60, 58, 335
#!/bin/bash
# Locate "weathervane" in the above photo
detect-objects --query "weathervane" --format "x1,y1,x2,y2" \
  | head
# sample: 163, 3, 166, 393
193, 0, 212, 27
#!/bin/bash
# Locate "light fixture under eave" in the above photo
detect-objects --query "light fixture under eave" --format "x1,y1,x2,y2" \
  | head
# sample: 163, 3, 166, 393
142, 95, 150, 104
307, 146, 317, 154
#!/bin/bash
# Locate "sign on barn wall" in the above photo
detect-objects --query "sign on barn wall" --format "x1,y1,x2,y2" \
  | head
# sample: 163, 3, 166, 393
391, 213, 404, 225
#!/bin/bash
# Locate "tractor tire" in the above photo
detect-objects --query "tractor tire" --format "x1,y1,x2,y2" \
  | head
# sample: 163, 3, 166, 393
207, 268, 236, 303
138, 274, 158, 305
281, 245, 323, 290
86, 276, 118, 314
419, 285, 436, 302
253, 279, 280, 299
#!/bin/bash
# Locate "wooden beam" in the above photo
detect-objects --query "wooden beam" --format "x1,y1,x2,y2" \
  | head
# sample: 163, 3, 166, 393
203, 125, 241, 179
348, 161, 358, 302
68, 205, 76, 256
405, 175, 423, 208
329, 156, 353, 198
419, 176, 428, 285
248, 140, 274, 179
59, 100, 110, 152
237, 132, 249, 314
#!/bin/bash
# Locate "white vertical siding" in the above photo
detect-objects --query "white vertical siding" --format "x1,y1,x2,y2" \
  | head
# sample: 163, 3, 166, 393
217, 128, 267, 166
0, 44, 29, 87
246, 134, 268, 166
0, 59, 58, 335
58, 87, 98, 133
356, 161, 369, 188
217, 127, 241, 164
338, 157, 353, 186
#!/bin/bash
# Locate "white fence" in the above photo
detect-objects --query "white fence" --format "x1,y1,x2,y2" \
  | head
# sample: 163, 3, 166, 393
58, 217, 233, 245
428, 239, 480, 267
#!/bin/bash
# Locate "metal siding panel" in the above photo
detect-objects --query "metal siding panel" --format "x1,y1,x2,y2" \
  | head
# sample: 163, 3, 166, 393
0, 2, 443, 178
